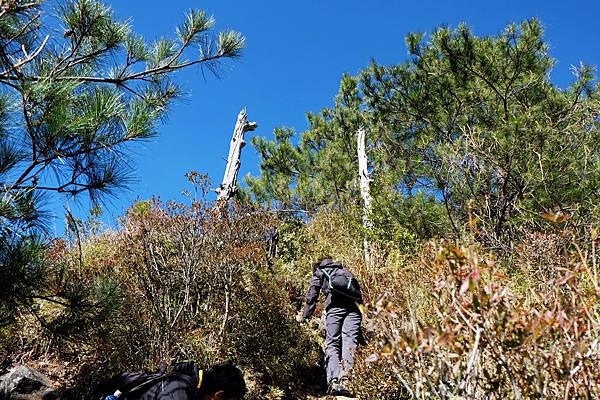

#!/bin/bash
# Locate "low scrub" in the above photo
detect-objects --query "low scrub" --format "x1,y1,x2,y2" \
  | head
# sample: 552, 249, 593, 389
357, 228, 600, 399
5, 191, 321, 399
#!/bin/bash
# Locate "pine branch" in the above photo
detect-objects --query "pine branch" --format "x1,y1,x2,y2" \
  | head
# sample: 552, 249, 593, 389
1, 35, 48, 77
1, 12, 41, 51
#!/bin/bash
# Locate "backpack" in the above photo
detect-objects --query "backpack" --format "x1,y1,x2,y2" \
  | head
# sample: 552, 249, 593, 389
319, 266, 362, 302
92, 362, 199, 400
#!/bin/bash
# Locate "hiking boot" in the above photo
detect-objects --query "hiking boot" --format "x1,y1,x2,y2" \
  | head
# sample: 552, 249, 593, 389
334, 378, 353, 397
327, 378, 340, 395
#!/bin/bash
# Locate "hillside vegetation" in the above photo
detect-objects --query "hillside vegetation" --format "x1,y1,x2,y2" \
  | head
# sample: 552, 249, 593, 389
0, 1, 599, 399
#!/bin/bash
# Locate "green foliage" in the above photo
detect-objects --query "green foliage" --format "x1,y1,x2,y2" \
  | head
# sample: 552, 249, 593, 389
0, 0, 244, 330
249, 19, 600, 250
176, 10, 215, 45
0, 236, 46, 324
247, 74, 365, 212
241, 20, 600, 398
2, 15, 599, 400
217, 30, 245, 59
362, 19, 600, 245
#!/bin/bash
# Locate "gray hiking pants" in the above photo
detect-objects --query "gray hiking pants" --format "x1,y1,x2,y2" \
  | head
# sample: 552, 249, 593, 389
325, 306, 362, 384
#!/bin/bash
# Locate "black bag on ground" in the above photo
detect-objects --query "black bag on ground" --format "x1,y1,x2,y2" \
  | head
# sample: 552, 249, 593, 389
92, 362, 199, 400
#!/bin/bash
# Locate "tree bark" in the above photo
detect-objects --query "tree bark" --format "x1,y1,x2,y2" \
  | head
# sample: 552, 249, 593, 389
357, 127, 373, 267
216, 108, 257, 203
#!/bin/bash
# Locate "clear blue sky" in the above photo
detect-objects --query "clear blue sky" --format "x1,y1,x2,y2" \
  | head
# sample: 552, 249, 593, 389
50, 0, 600, 234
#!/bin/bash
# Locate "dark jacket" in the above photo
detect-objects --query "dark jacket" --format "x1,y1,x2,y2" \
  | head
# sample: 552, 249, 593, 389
93, 362, 201, 400
302, 259, 362, 320
132, 373, 199, 399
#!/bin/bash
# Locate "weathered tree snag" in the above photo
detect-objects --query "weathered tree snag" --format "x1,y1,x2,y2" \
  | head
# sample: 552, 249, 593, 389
216, 108, 257, 204
357, 127, 373, 268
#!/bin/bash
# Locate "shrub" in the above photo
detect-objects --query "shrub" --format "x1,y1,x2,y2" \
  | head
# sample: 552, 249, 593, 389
358, 228, 600, 399
3, 190, 322, 398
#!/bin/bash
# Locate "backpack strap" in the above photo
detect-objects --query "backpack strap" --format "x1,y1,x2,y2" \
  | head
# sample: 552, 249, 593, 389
122, 375, 169, 397
197, 369, 204, 390
319, 267, 330, 279
317, 267, 333, 289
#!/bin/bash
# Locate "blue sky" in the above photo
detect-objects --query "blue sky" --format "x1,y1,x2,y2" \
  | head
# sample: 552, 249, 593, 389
50, 0, 600, 234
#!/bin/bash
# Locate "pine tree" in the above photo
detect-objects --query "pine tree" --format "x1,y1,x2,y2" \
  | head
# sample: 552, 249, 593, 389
248, 19, 600, 248
0, 0, 244, 324
246, 74, 365, 212
362, 19, 600, 245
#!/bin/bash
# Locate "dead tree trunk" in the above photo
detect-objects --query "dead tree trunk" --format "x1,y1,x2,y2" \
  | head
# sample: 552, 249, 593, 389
357, 127, 373, 267
216, 108, 257, 204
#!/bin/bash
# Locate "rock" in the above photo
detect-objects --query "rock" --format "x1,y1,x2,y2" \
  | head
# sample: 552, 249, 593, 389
0, 365, 59, 400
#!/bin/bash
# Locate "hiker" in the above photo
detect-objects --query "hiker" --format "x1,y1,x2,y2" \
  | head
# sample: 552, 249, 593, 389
299, 257, 363, 396
95, 360, 246, 400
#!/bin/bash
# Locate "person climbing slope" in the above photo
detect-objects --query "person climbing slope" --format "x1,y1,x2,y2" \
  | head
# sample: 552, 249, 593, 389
299, 257, 363, 396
